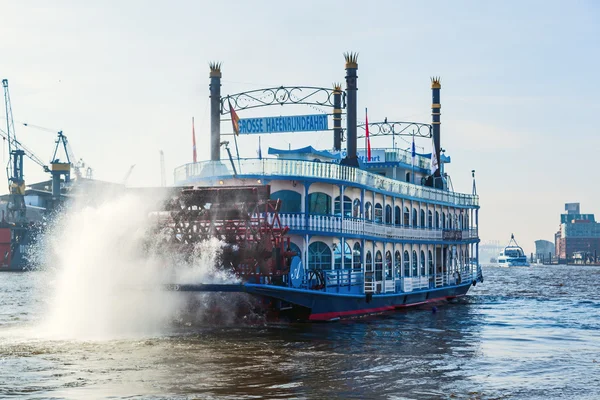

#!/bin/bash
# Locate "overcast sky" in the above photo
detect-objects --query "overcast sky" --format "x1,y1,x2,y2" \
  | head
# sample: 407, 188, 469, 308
1, 0, 599, 252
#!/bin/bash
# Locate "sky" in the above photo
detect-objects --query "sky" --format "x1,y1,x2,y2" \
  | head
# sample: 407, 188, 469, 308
1, 0, 599, 253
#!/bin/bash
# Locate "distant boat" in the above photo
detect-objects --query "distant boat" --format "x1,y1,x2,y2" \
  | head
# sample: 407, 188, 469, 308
497, 234, 530, 267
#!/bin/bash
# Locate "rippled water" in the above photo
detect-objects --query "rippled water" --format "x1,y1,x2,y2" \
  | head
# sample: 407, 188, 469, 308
1, 265, 599, 399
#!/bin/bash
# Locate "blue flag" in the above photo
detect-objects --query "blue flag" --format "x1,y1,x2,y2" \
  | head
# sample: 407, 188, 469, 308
411, 136, 416, 166
258, 136, 262, 160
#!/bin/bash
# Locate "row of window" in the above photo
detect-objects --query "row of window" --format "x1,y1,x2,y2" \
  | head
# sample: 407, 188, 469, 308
307, 241, 470, 279
272, 190, 470, 229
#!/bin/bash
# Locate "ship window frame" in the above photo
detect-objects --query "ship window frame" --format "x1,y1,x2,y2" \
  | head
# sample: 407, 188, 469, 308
420, 250, 426, 275
394, 206, 401, 226
375, 250, 383, 281
395, 250, 401, 278
270, 190, 302, 213
308, 192, 331, 215
333, 240, 352, 270
352, 242, 362, 271
385, 205, 392, 225
420, 209, 425, 228
442, 212, 446, 229
428, 210, 433, 229
366, 250, 373, 272
403, 250, 410, 277
374, 203, 383, 224
428, 250, 434, 275
365, 202, 372, 221
435, 211, 440, 229
404, 206, 410, 226
459, 212, 464, 230
308, 241, 332, 270
353, 198, 361, 218
288, 242, 302, 260
412, 250, 418, 276
412, 208, 418, 227
385, 250, 393, 279
334, 195, 352, 218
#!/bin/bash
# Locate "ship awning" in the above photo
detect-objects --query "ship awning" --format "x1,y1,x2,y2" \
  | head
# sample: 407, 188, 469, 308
268, 146, 338, 160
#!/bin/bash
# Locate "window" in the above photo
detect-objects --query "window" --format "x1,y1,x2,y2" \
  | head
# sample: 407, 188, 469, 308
366, 251, 373, 272
435, 211, 440, 229
308, 241, 331, 270
365, 202, 372, 220
395, 250, 401, 278
420, 209, 425, 228
308, 192, 331, 214
334, 241, 352, 269
404, 206, 410, 226
428, 250, 434, 275
385, 205, 392, 225
459, 212, 464, 230
406, 172, 410, 182
288, 242, 302, 260
353, 198, 361, 218
412, 250, 418, 276
385, 251, 393, 279
375, 251, 383, 281
465, 213, 469, 230
428, 210, 433, 228
412, 208, 417, 227
270, 190, 301, 213
374, 203, 383, 223
353, 242, 362, 271
403, 250, 410, 277
442, 212, 446, 229
420, 250, 426, 275
334, 195, 352, 217
394, 206, 401, 226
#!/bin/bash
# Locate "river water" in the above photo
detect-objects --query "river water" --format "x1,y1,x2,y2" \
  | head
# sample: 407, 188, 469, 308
0, 265, 599, 400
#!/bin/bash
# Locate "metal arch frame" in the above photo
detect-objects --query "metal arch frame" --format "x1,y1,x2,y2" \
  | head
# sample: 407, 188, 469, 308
220, 86, 346, 114
356, 121, 432, 138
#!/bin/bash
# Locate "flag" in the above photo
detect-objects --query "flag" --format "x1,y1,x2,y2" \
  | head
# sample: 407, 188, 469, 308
430, 138, 439, 174
411, 136, 416, 167
365, 108, 371, 161
192, 117, 197, 163
257, 136, 262, 160
228, 98, 240, 136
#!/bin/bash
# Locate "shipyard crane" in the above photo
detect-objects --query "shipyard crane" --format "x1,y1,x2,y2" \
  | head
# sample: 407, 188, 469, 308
122, 164, 136, 185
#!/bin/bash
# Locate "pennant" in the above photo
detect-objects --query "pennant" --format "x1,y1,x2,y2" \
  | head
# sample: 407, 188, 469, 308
411, 136, 416, 167
257, 136, 262, 160
365, 108, 371, 161
192, 117, 197, 163
228, 98, 240, 136
430, 138, 439, 174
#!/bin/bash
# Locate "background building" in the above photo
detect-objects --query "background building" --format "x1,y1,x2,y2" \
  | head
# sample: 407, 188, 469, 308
535, 239, 554, 262
555, 203, 600, 263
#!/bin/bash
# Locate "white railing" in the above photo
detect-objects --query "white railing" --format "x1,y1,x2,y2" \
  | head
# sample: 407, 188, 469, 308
276, 213, 478, 240
364, 279, 375, 293
384, 279, 396, 293
174, 159, 479, 207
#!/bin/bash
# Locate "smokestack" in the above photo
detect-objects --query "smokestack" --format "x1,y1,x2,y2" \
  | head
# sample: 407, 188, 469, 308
209, 62, 222, 161
332, 83, 343, 151
431, 77, 442, 188
341, 52, 359, 167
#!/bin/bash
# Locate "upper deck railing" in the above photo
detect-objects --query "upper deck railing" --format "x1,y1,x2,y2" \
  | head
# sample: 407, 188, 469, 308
174, 158, 479, 207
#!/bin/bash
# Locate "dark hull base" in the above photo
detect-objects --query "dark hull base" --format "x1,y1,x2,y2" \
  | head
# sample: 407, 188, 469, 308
174, 282, 475, 322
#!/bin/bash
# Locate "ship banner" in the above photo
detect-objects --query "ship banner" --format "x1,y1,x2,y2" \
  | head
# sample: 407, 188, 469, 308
330, 149, 386, 163
237, 114, 328, 134
442, 230, 463, 240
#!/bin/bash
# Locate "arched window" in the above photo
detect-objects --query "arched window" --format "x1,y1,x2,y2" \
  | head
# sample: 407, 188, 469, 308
420, 250, 426, 276
333, 241, 352, 269
385, 205, 392, 225
420, 209, 425, 228
366, 251, 373, 272
308, 241, 331, 270
395, 250, 401, 278
394, 206, 401, 226
352, 242, 362, 271
466, 247, 470, 264
385, 250, 393, 279
459, 212, 464, 230
442, 212, 446, 229
412, 208, 417, 227
405, 172, 410, 182
403, 250, 410, 277
375, 251, 383, 281
412, 250, 418, 276
308, 192, 331, 215
288, 242, 302, 260
404, 206, 410, 226
334, 195, 352, 217
270, 190, 301, 213
465, 213, 469, 230
374, 203, 383, 223
435, 211, 440, 229
428, 250, 434, 275
353, 198, 361, 218
365, 202, 372, 221
428, 210, 433, 228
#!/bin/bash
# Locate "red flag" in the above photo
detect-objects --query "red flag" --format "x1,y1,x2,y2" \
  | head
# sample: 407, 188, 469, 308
365, 108, 371, 161
192, 117, 197, 163
228, 99, 240, 136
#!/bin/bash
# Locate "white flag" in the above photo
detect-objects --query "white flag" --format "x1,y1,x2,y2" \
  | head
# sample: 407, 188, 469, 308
430, 139, 439, 174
